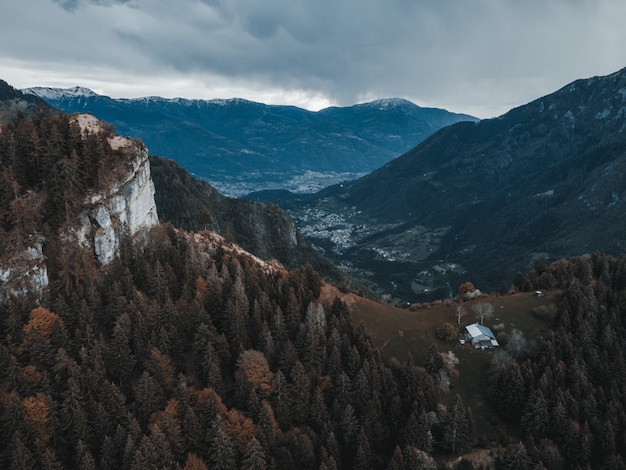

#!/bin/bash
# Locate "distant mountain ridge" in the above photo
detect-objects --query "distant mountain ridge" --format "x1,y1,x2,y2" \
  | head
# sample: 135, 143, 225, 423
23, 86, 477, 195
255, 66, 626, 301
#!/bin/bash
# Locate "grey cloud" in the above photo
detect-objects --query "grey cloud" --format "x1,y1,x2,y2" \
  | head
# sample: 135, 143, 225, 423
51, 0, 132, 12
51, 0, 80, 10
5, 0, 626, 117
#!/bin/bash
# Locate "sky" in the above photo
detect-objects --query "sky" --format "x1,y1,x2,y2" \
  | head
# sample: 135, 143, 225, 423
2, 0, 626, 119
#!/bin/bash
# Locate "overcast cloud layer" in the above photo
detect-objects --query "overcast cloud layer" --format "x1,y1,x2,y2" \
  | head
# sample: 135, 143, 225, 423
2, 0, 626, 117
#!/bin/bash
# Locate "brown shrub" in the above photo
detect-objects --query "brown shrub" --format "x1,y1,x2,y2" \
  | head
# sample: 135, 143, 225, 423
436, 322, 459, 342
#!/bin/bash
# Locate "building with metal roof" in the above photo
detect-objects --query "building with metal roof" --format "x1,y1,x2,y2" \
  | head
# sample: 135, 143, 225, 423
464, 322, 499, 349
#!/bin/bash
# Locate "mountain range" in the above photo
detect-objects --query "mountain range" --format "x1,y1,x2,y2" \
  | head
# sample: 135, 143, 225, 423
22, 86, 476, 196
4, 73, 626, 468
12, 66, 626, 306
251, 67, 626, 302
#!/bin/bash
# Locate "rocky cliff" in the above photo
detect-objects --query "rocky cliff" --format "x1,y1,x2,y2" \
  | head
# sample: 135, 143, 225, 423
0, 113, 159, 299
0, 240, 49, 300
68, 115, 159, 264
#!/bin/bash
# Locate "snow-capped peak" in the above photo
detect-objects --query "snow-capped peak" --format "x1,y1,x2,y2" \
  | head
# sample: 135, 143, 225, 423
356, 98, 416, 111
22, 86, 99, 101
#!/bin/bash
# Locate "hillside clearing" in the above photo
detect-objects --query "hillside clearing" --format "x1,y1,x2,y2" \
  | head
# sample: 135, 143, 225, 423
343, 289, 559, 439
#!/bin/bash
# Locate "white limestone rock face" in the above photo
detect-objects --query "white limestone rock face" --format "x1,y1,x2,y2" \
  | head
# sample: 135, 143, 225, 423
66, 114, 158, 264
0, 239, 49, 301
80, 142, 159, 265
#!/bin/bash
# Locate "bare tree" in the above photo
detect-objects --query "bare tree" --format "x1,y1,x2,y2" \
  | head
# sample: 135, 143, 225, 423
455, 305, 467, 325
505, 328, 529, 359
473, 302, 494, 325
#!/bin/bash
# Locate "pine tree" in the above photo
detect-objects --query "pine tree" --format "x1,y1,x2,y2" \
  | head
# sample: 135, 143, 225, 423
499, 442, 532, 470
99, 435, 119, 470
108, 312, 136, 389
387, 445, 405, 470
353, 426, 372, 470
192, 323, 224, 392
339, 403, 359, 449
492, 360, 526, 422
224, 275, 250, 353
9, 431, 37, 470
133, 371, 165, 426
242, 437, 266, 470
181, 405, 203, 453
439, 394, 474, 455
521, 389, 549, 438
208, 415, 237, 470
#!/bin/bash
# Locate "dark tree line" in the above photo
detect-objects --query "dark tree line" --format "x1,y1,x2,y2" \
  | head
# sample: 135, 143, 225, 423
493, 254, 626, 469
0, 223, 475, 469
0, 111, 474, 469
10, 107, 626, 469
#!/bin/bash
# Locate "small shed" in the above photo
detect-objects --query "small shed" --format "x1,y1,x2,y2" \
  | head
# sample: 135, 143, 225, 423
464, 322, 499, 349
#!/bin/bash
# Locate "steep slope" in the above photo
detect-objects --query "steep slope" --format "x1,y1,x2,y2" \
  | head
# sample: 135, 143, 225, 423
22, 87, 477, 195
0, 110, 158, 299
150, 156, 346, 283
5, 81, 626, 470
270, 66, 626, 301
0, 86, 481, 470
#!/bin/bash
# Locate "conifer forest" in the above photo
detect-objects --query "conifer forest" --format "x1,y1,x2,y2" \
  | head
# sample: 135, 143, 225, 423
1, 110, 626, 469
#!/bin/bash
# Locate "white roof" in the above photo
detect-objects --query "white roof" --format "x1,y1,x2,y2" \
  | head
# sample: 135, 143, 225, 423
465, 323, 499, 346
465, 322, 494, 339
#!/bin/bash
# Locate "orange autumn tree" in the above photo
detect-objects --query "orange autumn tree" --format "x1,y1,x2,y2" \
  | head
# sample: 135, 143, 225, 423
22, 393, 52, 444
236, 349, 274, 400
20, 306, 64, 349
22, 307, 63, 338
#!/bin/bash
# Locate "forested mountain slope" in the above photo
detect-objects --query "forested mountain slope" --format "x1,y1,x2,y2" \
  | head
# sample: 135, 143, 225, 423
1, 80, 626, 470
150, 155, 345, 283
0, 94, 470, 469
490, 254, 626, 469
0, 80, 51, 122
265, 66, 626, 301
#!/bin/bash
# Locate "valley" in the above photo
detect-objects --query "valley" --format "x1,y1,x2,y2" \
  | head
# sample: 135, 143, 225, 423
283, 200, 464, 301
253, 66, 626, 304
208, 169, 367, 197
24, 68, 626, 307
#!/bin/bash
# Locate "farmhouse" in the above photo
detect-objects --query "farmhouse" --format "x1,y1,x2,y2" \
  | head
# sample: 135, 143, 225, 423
464, 322, 499, 349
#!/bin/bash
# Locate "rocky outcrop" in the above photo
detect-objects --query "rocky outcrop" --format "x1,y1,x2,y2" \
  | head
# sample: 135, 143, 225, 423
1, 114, 159, 300
70, 125, 159, 264
0, 240, 49, 300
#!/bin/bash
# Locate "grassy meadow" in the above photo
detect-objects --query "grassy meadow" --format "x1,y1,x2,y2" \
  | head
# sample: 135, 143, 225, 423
347, 290, 560, 440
